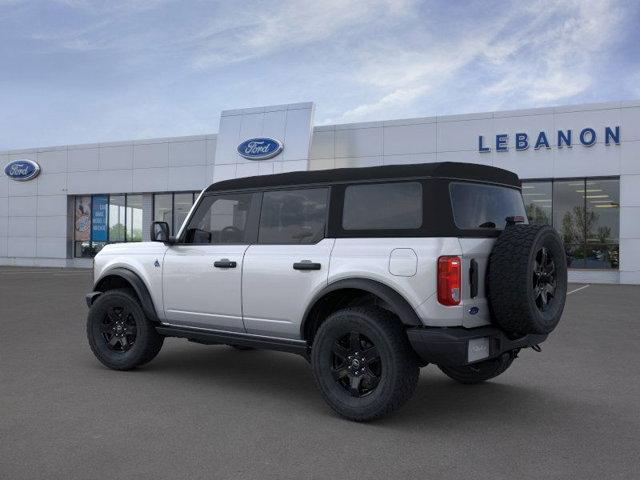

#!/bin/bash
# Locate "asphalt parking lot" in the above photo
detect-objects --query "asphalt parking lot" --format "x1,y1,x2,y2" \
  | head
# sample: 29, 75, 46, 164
1, 267, 639, 479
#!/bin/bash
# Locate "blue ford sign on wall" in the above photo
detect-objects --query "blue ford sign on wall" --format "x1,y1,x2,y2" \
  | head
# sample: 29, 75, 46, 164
4, 159, 41, 181
237, 138, 283, 160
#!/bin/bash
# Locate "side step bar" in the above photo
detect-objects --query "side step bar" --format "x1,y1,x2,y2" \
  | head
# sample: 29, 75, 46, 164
156, 324, 310, 358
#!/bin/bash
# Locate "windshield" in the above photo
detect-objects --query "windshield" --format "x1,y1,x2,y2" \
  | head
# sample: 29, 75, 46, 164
449, 182, 527, 230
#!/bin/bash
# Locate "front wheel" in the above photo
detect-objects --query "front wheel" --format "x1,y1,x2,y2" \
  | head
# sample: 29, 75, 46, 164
311, 306, 419, 421
87, 289, 164, 370
438, 352, 516, 385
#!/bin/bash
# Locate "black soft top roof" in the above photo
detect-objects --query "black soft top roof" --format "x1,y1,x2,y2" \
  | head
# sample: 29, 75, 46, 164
205, 162, 520, 193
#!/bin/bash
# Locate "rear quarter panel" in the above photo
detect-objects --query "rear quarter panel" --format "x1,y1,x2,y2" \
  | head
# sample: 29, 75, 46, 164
329, 237, 465, 326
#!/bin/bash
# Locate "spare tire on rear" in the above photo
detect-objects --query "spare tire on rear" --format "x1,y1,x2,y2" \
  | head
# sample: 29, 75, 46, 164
487, 224, 567, 335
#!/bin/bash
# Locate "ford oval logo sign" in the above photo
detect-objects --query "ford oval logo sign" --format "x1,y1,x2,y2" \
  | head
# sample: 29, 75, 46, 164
237, 137, 283, 160
4, 159, 41, 181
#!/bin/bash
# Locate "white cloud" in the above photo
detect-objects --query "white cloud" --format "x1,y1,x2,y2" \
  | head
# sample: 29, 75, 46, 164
339, 85, 429, 121
334, 0, 625, 122
0, 0, 633, 149
191, 0, 415, 69
482, 0, 621, 105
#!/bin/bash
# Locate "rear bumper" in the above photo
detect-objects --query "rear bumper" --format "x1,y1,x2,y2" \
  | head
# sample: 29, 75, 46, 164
407, 325, 547, 367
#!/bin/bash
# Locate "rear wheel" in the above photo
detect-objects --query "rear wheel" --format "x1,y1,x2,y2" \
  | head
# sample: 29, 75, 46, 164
87, 289, 164, 370
311, 306, 419, 421
438, 352, 516, 384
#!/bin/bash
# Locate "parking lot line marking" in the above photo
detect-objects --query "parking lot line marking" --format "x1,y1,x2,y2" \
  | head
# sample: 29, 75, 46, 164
568, 284, 590, 295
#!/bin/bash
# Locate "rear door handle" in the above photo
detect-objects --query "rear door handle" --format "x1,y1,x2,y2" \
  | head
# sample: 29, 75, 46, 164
214, 258, 237, 269
293, 261, 321, 271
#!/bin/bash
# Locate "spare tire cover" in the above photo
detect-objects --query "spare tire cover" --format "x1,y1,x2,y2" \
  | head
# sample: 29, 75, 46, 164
487, 224, 567, 335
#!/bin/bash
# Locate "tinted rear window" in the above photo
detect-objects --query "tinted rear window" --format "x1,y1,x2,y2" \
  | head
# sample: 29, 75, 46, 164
343, 182, 422, 230
450, 182, 527, 230
258, 188, 328, 244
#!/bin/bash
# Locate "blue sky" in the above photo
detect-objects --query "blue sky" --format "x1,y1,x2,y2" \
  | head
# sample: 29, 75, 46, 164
1, 0, 639, 150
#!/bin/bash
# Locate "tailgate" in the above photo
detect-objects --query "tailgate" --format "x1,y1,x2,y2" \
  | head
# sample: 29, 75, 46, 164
458, 238, 495, 328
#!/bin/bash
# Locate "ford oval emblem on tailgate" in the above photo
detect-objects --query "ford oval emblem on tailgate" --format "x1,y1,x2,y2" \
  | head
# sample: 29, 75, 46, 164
469, 306, 480, 315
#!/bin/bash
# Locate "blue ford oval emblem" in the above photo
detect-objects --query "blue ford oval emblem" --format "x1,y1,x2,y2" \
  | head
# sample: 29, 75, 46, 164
469, 306, 480, 315
237, 137, 283, 160
4, 159, 41, 181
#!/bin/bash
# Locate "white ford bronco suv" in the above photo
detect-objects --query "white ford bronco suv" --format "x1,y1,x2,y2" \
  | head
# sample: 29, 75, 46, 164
86, 162, 567, 421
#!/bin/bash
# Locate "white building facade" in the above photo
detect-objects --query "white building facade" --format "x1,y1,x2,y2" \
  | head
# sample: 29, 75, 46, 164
1, 100, 639, 284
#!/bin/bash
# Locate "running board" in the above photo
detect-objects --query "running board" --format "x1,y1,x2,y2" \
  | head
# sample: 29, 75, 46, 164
155, 324, 310, 358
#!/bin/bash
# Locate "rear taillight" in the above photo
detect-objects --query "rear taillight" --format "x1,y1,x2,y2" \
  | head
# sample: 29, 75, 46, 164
438, 256, 461, 306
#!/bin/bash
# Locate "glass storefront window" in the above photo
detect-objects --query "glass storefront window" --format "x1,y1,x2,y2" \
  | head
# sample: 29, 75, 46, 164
74, 196, 92, 257
523, 178, 620, 270
126, 194, 143, 242
174, 193, 194, 234
72, 182, 620, 271
109, 195, 126, 243
154, 193, 173, 232
553, 180, 587, 269
553, 180, 587, 247
522, 181, 552, 225
153, 191, 198, 234
74, 193, 149, 257
585, 179, 619, 269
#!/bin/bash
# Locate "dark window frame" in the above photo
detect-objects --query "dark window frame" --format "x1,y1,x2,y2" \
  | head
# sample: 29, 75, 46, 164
330, 178, 517, 239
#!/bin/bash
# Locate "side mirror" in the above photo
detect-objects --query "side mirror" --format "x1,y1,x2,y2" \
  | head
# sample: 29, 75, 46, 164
151, 221, 170, 242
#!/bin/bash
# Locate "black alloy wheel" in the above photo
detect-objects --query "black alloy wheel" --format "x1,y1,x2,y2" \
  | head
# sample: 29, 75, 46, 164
101, 305, 137, 352
533, 246, 557, 312
487, 224, 567, 335
311, 306, 419, 421
87, 288, 164, 370
331, 331, 382, 398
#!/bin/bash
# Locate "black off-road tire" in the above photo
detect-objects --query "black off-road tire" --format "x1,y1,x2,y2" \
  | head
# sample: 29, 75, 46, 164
311, 306, 419, 422
87, 289, 164, 371
438, 352, 516, 385
488, 224, 567, 335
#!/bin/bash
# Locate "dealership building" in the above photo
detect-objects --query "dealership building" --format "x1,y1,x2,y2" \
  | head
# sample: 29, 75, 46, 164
1, 100, 639, 284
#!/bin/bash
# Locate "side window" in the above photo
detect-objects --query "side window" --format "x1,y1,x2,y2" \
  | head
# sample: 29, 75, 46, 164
258, 188, 329, 244
183, 193, 253, 244
343, 182, 422, 230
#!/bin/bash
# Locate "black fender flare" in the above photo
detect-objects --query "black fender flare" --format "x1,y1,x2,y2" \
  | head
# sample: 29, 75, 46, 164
301, 278, 422, 339
92, 267, 159, 322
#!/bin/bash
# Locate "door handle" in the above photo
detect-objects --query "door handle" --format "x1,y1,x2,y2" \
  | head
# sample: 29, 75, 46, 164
293, 261, 321, 271
214, 258, 237, 269
469, 259, 478, 298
